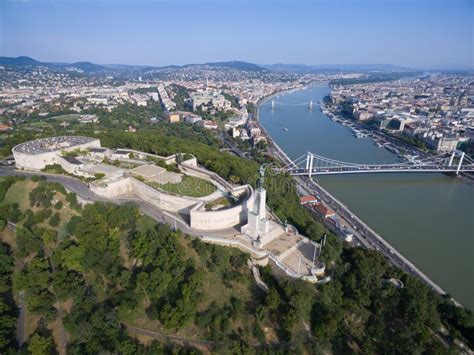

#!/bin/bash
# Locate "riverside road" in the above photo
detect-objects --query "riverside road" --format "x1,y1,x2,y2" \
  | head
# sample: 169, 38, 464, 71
254, 106, 449, 298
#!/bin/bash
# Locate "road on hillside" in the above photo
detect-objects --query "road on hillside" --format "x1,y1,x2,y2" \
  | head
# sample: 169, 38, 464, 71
0, 167, 241, 240
16, 290, 26, 347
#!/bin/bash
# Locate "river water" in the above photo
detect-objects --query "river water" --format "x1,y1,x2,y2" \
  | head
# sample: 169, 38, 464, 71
259, 83, 474, 309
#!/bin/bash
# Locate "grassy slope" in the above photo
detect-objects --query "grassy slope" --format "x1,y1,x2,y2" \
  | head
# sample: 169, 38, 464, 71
155, 175, 217, 198
1, 178, 78, 235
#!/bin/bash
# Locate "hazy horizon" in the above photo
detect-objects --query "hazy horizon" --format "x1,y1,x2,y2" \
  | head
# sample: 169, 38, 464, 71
2, 55, 474, 70
1, 0, 472, 68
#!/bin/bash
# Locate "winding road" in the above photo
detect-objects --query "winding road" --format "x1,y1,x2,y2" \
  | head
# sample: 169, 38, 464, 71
0, 166, 242, 240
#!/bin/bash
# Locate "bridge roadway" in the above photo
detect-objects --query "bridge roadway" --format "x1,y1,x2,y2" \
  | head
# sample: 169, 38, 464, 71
288, 165, 474, 176
263, 135, 449, 296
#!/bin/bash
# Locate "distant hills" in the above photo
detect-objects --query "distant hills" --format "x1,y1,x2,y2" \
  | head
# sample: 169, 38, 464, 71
263, 63, 473, 73
0, 56, 108, 73
1, 56, 470, 75
0, 56, 43, 67
262, 63, 414, 73
0, 56, 267, 73
201, 61, 266, 72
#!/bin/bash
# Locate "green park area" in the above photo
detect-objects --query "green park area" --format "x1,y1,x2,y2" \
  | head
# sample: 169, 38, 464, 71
28, 114, 81, 128
155, 175, 216, 198
50, 114, 81, 122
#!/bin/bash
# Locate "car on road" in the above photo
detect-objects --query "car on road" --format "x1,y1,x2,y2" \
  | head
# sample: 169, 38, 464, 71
0, 158, 15, 166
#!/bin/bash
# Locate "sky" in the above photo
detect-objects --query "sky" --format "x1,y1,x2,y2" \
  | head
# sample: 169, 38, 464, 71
0, 0, 472, 68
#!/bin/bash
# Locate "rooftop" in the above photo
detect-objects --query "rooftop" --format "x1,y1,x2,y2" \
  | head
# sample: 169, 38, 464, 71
129, 164, 166, 178
13, 136, 97, 155
300, 195, 318, 204
313, 204, 335, 217
61, 155, 83, 165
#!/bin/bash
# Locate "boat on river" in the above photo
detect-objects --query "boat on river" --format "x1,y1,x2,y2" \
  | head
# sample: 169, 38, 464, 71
385, 145, 399, 154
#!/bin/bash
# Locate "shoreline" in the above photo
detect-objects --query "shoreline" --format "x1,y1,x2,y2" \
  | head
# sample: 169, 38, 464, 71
254, 83, 461, 304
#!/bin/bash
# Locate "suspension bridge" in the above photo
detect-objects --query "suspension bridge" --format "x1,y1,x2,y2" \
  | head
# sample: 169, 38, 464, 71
271, 99, 315, 110
282, 150, 474, 176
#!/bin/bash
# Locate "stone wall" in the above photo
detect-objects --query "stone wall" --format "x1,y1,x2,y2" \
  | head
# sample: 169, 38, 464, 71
14, 150, 59, 171
55, 156, 94, 178
90, 177, 134, 198
13, 139, 101, 171
179, 162, 233, 191
91, 176, 254, 231
200, 235, 267, 259
129, 178, 201, 213
189, 186, 254, 231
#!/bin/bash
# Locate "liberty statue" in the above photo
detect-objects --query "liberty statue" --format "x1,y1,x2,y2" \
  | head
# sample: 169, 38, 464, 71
258, 165, 266, 189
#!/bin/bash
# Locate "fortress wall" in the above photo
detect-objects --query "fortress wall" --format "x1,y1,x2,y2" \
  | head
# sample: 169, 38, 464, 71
82, 139, 102, 150
14, 151, 58, 171
90, 177, 134, 198
116, 149, 177, 165
182, 157, 197, 167
200, 236, 268, 259
179, 163, 233, 191
129, 178, 200, 213
189, 186, 254, 231
13, 139, 101, 171
55, 156, 94, 178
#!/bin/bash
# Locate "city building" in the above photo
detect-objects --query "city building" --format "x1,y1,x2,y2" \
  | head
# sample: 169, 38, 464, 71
189, 90, 231, 111
164, 111, 180, 123
196, 120, 218, 129
300, 195, 318, 206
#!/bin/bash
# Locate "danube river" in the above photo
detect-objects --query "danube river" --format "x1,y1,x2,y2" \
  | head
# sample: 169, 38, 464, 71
259, 83, 474, 309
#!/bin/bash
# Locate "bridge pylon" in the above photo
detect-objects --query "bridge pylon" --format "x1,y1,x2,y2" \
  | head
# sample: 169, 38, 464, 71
305, 152, 314, 177
448, 150, 466, 175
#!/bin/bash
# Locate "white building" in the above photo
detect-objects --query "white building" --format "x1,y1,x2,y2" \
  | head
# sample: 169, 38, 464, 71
189, 90, 231, 111
12, 136, 101, 171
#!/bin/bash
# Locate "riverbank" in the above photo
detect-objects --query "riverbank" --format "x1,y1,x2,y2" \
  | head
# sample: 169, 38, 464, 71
254, 83, 472, 307
321, 100, 474, 183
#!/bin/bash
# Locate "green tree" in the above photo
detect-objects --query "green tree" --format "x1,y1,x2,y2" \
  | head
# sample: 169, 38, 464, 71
49, 212, 60, 227
27, 334, 54, 355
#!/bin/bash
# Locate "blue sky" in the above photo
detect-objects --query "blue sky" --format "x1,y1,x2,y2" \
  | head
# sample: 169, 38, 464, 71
1, 0, 472, 68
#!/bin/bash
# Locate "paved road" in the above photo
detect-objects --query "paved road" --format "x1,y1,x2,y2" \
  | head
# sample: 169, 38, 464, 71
0, 167, 242, 240
124, 323, 293, 350
299, 172, 454, 296
16, 290, 26, 347
124, 324, 221, 349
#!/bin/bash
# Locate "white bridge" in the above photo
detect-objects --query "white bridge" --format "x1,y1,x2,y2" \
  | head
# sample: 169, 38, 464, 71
283, 150, 474, 176
271, 99, 314, 110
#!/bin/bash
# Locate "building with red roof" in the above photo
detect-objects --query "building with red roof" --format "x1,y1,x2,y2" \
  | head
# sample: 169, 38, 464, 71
300, 195, 318, 206
313, 203, 335, 219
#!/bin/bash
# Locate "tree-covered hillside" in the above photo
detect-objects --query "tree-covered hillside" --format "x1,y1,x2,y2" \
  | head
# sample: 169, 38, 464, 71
0, 176, 472, 354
